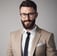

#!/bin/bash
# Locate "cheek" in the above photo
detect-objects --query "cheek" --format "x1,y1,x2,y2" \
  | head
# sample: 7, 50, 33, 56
30, 15, 36, 20
21, 17, 25, 21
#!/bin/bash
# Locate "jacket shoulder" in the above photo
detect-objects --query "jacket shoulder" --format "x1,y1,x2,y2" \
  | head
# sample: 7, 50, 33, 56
39, 28, 53, 36
37, 27, 54, 41
10, 29, 23, 39
10, 29, 23, 35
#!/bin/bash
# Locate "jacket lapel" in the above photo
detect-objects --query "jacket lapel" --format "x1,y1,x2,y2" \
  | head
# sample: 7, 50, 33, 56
29, 27, 41, 56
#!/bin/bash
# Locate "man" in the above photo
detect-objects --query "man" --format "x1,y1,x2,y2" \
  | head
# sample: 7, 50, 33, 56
7, 0, 57, 56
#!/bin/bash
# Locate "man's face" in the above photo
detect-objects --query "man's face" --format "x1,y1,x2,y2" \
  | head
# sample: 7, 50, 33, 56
20, 7, 38, 29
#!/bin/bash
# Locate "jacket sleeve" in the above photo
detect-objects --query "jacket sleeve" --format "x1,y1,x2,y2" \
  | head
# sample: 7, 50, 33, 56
46, 33, 57, 56
7, 33, 13, 56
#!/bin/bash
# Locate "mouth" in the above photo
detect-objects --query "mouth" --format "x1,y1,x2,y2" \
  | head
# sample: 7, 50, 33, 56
23, 19, 32, 22
24, 21, 31, 24
24, 20, 31, 23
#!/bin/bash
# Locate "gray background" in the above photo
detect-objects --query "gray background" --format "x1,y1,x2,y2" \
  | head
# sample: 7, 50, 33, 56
0, 0, 57, 56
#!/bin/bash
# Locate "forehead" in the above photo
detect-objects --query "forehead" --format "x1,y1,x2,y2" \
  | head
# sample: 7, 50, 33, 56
20, 7, 35, 13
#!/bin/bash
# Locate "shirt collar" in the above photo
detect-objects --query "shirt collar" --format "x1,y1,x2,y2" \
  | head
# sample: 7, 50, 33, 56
23, 25, 37, 34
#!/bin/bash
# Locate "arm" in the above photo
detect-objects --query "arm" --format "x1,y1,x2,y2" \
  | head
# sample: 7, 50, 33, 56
46, 33, 57, 56
7, 33, 13, 56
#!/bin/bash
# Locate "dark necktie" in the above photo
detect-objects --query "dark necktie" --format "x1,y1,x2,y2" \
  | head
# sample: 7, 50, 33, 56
24, 32, 30, 56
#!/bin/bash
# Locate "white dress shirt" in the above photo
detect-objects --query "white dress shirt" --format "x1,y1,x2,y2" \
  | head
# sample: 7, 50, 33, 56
22, 26, 37, 55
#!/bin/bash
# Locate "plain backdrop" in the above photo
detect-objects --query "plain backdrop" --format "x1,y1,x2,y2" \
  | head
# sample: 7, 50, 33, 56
0, 0, 57, 56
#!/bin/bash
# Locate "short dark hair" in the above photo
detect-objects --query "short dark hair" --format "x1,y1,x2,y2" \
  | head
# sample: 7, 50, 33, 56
19, 0, 37, 11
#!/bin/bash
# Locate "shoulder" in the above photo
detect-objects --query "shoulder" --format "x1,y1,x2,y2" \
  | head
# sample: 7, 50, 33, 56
10, 29, 23, 39
37, 26, 54, 40
37, 26, 53, 36
37, 27, 55, 44
10, 29, 23, 35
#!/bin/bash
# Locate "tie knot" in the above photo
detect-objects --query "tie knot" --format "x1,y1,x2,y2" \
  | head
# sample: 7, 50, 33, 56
26, 32, 30, 36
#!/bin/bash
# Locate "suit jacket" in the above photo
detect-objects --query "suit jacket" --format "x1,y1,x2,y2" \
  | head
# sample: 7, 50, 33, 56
7, 26, 57, 56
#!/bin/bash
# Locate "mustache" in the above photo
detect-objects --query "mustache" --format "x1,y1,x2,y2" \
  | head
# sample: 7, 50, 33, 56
23, 20, 32, 22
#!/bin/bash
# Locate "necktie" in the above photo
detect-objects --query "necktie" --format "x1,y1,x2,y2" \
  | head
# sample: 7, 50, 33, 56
24, 32, 30, 56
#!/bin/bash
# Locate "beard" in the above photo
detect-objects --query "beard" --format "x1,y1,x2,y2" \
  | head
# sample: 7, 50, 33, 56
21, 19, 36, 29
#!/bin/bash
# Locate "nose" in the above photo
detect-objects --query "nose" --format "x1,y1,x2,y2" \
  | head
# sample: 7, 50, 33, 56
25, 14, 30, 20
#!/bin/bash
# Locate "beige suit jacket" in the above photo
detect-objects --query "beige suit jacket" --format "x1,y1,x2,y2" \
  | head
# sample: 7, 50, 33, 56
7, 26, 57, 56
